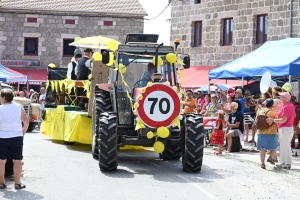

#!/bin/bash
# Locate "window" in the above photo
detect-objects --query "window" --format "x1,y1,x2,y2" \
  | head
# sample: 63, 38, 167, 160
194, 21, 202, 47
63, 39, 76, 57
65, 19, 75, 24
195, 0, 201, 3
24, 38, 38, 55
27, 18, 37, 23
103, 21, 113, 26
256, 15, 268, 44
223, 18, 233, 46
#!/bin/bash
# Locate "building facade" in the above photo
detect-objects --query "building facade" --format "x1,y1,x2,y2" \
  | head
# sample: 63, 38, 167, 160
0, 0, 146, 83
171, 0, 300, 67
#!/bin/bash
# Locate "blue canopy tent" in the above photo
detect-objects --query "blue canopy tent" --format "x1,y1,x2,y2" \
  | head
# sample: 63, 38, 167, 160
209, 38, 300, 82
0, 63, 27, 82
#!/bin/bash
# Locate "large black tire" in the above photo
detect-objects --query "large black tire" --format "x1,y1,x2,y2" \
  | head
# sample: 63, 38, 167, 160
182, 114, 204, 173
27, 122, 37, 132
92, 89, 112, 160
160, 144, 182, 160
98, 112, 118, 171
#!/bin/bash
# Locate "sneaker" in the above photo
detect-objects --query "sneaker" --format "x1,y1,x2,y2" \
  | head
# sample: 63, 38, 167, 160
295, 143, 300, 149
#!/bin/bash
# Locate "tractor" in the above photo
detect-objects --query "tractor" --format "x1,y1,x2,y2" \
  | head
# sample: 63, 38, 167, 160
91, 34, 204, 172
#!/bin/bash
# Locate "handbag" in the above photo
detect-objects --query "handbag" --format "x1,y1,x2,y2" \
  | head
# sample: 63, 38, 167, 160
256, 110, 273, 129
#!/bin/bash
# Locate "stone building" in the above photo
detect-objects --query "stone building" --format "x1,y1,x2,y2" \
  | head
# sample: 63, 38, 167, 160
0, 0, 146, 84
171, 0, 300, 67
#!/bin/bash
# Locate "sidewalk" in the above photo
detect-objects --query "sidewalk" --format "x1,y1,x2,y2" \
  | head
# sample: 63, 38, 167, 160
204, 132, 300, 174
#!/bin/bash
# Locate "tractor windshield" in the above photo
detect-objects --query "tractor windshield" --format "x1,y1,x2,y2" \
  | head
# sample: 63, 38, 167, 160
115, 54, 177, 125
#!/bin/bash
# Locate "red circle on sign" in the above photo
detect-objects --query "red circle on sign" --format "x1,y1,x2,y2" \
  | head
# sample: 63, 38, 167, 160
137, 83, 181, 128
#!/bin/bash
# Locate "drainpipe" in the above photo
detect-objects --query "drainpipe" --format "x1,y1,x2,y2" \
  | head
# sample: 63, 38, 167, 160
289, 0, 293, 37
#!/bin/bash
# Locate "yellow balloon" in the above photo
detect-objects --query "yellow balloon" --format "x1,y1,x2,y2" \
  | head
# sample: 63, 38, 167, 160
118, 64, 127, 74
88, 74, 92, 79
166, 53, 177, 64
147, 131, 154, 139
93, 52, 102, 61
152, 56, 163, 66
153, 141, 165, 153
48, 63, 56, 68
157, 126, 170, 138
106, 52, 115, 66
107, 40, 118, 52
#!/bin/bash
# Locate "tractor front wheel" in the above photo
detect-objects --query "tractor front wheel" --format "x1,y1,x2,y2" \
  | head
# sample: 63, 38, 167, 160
98, 112, 118, 171
182, 114, 204, 173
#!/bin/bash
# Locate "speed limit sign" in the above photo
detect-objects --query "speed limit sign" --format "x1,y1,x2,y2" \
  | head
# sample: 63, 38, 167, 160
137, 83, 181, 128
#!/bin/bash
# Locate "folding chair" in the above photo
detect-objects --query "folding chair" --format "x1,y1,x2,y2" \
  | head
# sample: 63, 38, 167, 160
75, 81, 89, 111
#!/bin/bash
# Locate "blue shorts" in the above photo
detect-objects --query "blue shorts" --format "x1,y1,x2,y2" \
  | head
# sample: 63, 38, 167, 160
0, 137, 23, 160
257, 134, 278, 151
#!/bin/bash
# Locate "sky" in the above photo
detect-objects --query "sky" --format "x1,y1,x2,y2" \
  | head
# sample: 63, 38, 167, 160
138, 0, 171, 45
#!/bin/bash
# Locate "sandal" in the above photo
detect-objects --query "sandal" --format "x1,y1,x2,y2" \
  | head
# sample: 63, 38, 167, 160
0, 183, 7, 189
261, 164, 266, 169
15, 183, 26, 190
283, 164, 291, 170
214, 151, 222, 155
267, 157, 275, 165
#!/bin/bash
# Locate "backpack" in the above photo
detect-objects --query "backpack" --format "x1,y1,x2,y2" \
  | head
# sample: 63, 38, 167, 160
256, 110, 273, 129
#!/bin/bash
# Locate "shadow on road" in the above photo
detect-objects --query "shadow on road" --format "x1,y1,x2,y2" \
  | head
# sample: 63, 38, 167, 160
101, 151, 224, 183
43, 139, 92, 154
0, 189, 44, 200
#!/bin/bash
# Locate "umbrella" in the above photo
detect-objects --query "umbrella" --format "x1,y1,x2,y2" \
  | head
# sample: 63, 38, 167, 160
198, 84, 233, 92
69, 35, 120, 49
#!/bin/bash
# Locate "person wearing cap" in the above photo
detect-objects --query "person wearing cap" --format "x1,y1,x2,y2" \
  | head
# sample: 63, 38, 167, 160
67, 54, 82, 80
266, 92, 295, 169
225, 101, 244, 153
76, 48, 93, 80
255, 99, 278, 169
184, 90, 197, 114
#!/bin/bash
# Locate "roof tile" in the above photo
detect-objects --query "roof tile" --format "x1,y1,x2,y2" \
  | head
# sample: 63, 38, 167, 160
1, 0, 147, 15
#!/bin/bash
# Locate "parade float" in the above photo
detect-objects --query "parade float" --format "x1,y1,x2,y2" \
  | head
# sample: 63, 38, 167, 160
41, 34, 205, 172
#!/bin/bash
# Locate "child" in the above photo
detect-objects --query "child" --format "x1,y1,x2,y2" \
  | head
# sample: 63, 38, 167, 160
211, 110, 225, 155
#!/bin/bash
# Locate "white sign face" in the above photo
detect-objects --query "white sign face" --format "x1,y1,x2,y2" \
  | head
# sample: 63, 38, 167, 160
143, 91, 174, 122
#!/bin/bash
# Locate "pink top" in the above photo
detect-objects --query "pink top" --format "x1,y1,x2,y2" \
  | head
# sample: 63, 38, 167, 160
272, 98, 283, 115
277, 102, 295, 128
197, 97, 205, 112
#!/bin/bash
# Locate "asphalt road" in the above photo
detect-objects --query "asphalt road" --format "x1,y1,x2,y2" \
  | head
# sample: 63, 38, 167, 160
0, 131, 299, 200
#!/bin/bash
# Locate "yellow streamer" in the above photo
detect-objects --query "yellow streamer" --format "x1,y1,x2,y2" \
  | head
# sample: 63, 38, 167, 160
171, 117, 181, 129
177, 68, 186, 78
135, 120, 145, 130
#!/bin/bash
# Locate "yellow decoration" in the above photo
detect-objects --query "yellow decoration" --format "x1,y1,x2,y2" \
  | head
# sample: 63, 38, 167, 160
172, 117, 181, 129
48, 63, 56, 68
153, 141, 165, 153
133, 110, 137, 115
166, 53, 177, 64
181, 109, 185, 114
181, 101, 185, 105
119, 64, 127, 74
177, 68, 186, 78
147, 131, 154, 139
88, 74, 92, 79
178, 93, 183, 98
152, 56, 163, 66
141, 87, 146, 93
173, 86, 178, 91
157, 126, 170, 138
165, 81, 170, 85
135, 117, 145, 130
134, 102, 139, 109
180, 89, 184, 94
74, 37, 81, 42
176, 60, 185, 65
106, 52, 115, 66
93, 52, 102, 61
147, 82, 152, 87
107, 40, 118, 52
71, 57, 75, 62
138, 94, 143, 100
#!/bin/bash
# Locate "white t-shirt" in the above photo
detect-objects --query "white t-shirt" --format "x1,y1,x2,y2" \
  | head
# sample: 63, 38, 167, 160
67, 61, 78, 79
0, 102, 23, 138
39, 93, 46, 110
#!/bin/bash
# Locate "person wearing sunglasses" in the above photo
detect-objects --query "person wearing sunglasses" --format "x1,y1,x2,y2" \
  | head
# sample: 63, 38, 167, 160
184, 90, 197, 114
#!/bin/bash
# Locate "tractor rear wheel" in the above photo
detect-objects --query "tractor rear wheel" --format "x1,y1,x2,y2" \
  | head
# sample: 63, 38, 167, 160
182, 114, 204, 173
98, 112, 118, 171
27, 122, 37, 132
92, 89, 112, 160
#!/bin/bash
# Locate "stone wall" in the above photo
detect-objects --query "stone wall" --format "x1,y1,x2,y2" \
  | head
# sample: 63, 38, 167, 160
0, 11, 144, 68
171, 0, 300, 67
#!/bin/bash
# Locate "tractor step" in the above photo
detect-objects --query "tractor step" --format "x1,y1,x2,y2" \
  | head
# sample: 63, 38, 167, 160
121, 137, 155, 147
